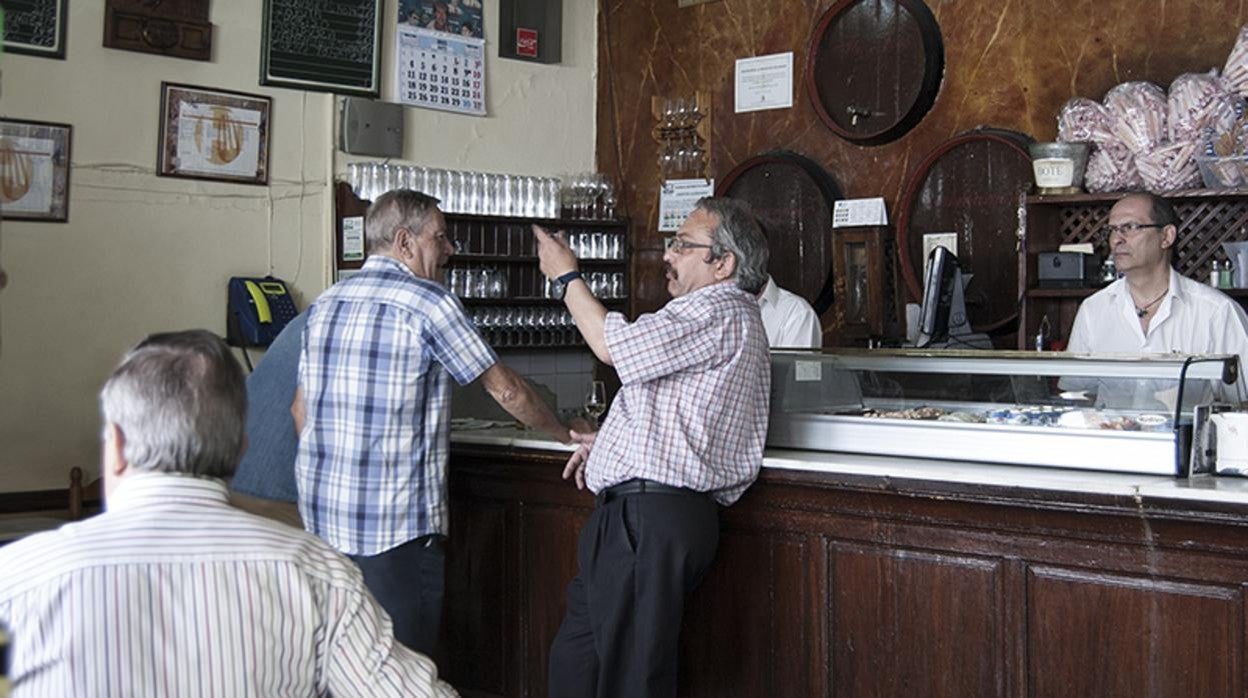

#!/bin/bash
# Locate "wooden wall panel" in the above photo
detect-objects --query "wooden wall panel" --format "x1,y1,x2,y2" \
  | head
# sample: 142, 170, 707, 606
1026, 566, 1243, 698
520, 503, 589, 697
828, 544, 1005, 696
443, 494, 510, 694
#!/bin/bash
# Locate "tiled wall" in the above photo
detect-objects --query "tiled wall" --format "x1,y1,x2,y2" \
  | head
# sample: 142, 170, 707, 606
452, 348, 596, 420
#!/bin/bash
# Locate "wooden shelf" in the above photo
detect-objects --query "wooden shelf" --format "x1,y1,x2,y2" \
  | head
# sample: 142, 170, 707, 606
1026, 187, 1248, 204
449, 254, 625, 265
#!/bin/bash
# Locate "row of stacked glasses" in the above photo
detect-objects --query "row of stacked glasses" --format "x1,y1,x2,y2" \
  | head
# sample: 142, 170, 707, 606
468, 307, 582, 348
560, 172, 617, 220
347, 162, 561, 219
541, 272, 626, 300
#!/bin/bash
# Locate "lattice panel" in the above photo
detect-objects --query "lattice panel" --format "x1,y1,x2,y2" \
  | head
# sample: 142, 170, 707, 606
1058, 197, 1248, 282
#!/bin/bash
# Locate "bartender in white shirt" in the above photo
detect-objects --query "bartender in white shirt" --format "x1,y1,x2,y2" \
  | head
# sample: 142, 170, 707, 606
1066, 192, 1248, 405
757, 275, 822, 348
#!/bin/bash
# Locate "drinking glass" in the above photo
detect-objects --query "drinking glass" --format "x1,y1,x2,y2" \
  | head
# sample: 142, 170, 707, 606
584, 380, 607, 427
347, 162, 364, 196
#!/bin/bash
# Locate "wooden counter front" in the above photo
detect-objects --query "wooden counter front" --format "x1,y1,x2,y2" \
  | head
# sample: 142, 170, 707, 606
443, 443, 1248, 697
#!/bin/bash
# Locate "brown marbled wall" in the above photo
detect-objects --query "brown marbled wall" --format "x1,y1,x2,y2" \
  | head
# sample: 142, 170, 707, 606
597, 0, 1248, 315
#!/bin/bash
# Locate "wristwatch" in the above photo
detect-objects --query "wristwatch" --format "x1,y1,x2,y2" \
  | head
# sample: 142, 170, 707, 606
556, 270, 583, 299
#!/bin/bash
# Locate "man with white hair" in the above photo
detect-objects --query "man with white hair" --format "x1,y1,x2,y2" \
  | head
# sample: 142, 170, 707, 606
297, 189, 578, 656
0, 330, 456, 696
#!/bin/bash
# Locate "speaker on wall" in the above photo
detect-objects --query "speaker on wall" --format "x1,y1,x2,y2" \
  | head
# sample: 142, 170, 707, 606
499, 0, 561, 64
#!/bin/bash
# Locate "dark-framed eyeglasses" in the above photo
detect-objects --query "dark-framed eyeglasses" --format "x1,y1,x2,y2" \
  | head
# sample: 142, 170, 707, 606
664, 236, 715, 254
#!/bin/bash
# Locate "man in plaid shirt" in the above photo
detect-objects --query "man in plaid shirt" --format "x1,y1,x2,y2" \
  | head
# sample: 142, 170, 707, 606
535, 197, 772, 697
296, 189, 574, 656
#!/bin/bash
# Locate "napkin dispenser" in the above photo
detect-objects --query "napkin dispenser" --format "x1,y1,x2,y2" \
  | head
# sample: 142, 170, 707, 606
1037, 252, 1100, 289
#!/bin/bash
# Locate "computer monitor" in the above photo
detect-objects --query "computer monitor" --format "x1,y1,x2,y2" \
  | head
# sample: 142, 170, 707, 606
915, 246, 960, 348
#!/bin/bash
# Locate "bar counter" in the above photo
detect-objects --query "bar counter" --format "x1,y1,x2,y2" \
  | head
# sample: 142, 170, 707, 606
443, 428, 1248, 697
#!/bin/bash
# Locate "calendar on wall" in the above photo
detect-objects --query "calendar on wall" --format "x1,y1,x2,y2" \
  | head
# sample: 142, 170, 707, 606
396, 26, 486, 116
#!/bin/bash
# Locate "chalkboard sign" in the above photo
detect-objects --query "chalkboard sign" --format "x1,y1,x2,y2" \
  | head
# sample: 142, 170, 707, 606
260, 0, 381, 97
2, 0, 68, 59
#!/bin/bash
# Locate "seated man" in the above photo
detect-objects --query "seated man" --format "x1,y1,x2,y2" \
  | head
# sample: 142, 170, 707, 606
229, 311, 305, 528
0, 330, 456, 697
1067, 192, 1248, 407
757, 274, 821, 348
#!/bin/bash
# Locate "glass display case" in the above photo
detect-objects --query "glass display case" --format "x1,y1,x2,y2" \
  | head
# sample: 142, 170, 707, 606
768, 349, 1243, 476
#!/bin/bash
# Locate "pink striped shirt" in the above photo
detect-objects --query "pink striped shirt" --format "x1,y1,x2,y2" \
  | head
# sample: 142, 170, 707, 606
587, 281, 771, 505
0, 472, 457, 697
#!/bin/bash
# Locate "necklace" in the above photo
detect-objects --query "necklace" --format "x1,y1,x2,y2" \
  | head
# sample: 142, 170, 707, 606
1133, 288, 1169, 317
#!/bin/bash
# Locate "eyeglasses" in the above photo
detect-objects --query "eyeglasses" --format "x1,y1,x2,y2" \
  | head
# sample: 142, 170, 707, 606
664, 237, 715, 254
1099, 222, 1164, 241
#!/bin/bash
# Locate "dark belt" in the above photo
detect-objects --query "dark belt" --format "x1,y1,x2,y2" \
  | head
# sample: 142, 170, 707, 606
596, 478, 703, 506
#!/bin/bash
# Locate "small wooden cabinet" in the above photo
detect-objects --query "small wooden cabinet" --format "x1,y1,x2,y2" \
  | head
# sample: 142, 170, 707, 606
829, 225, 899, 345
1018, 188, 1248, 349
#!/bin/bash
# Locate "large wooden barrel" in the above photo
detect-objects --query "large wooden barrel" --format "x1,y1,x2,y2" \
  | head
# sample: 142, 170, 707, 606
717, 151, 844, 315
895, 129, 1034, 333
806, 0, 944, 145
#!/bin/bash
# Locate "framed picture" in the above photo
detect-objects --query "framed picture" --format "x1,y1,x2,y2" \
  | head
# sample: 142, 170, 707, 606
260, 0, 382, 97
2, 0, 68, 59
157, 83, 272, 185
0, 118, 72, 222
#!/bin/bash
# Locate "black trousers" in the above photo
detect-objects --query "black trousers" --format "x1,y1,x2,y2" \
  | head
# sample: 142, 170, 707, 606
350, 534, 445, 656
548, 485, 720, 698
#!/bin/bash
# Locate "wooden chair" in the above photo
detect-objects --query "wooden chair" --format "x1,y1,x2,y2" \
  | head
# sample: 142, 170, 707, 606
68, 467, 103, 521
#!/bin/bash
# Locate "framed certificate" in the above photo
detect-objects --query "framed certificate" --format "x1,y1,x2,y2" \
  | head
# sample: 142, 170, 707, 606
0, 118, 72, 222
157, 83, 272, 185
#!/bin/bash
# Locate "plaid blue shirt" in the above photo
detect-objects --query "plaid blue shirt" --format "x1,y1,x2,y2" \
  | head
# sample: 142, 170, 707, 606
296, 255, 496, 555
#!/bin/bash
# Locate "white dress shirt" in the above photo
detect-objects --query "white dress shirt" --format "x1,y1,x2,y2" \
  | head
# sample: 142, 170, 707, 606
757, 277, 822, 348
1066, 268, 1248, 406
0, 472, 457, 698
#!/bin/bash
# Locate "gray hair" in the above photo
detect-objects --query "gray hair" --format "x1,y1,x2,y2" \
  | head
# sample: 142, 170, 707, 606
365, 189, 442, 253
695, 197, 770, 294
99, 330, 246, 478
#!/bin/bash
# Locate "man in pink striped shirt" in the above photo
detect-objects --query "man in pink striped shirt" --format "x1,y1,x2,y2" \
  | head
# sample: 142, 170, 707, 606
535, 197, 772, 697
0, 330, 456, 697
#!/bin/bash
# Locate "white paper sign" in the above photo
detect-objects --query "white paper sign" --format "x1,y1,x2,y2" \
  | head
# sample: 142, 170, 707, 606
922, 233, 958, 266
734, 52, 793, 113
342, 216, 366, 262
832, 197, 888, 227
658, 178, 715, 232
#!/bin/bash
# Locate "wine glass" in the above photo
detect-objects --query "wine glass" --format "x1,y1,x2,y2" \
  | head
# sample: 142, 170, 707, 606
584, 380, 607, 428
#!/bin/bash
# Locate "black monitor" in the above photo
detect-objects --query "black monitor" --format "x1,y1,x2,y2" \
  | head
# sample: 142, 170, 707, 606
915, 245, 960, 348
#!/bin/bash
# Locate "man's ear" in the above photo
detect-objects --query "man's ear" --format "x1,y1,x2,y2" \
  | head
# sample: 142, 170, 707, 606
103, 422, 128, 477
713, 251, 738, 282
1161, 223, 1178, 249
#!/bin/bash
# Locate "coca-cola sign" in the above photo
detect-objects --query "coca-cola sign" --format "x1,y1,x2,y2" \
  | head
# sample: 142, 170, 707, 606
516, 27, 538, 58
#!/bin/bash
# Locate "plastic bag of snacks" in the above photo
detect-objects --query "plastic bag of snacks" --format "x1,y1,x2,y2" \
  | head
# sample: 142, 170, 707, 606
1085, 142, 1145, 192
1223, 25, 1248, 98
1103, 81, 1168, 154
1058, 97, 1115, 144
1135, 140, 1203, 191
1167, 70, 1239, 142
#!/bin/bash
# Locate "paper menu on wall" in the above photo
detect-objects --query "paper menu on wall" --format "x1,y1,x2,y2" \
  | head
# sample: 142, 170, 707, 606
832, 197, 888, 228
658, 178, 715, 232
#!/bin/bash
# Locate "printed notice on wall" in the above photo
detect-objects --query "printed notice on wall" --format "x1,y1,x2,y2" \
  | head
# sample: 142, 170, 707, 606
658, 179, 715, 232
734, 52, 793, 113
342, 216, 366, 261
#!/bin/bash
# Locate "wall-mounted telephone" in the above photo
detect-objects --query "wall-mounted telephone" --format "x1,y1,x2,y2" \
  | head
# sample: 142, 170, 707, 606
227, 276, 298, 347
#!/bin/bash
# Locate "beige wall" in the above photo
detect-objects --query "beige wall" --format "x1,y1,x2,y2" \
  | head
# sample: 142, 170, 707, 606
0, 1, 596, 493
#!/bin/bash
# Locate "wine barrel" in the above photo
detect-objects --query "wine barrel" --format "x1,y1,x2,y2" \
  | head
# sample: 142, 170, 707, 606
895, 128, 1034, 332
717, 151, 844, 314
